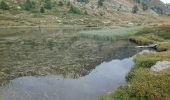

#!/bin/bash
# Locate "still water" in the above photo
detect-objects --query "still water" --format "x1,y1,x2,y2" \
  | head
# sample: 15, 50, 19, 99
0, 58, 133, 100
0, 27, 142, 100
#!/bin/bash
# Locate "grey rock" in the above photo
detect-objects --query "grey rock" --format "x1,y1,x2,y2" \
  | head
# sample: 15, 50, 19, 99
138, 50, 155, 55
151, 61, 170, 72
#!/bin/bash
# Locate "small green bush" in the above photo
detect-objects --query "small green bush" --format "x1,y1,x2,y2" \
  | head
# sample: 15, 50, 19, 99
77, 0, 89, 4
142, 3, 148, 11
132, 5, 139, 14
69, 5, 81, 14
98, 0, 104, 7
40, 7, 45, 13
0, 1, 10, 10
44, 0, 52, 9
24, 0, 36, 11
58, 1, 64, 6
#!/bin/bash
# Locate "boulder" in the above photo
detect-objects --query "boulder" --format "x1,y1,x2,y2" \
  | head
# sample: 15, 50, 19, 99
151, 61, 170, 72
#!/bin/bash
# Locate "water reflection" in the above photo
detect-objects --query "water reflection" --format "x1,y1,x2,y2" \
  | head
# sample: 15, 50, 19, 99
0, 57, 133, 100
0, 28, 141, 80
0, 27, 144, 100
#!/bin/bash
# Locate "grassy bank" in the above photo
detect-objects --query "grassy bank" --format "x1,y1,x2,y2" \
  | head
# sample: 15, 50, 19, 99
0, 10, 110, 28
100, 25, 170, 100
129, 26, 170, 51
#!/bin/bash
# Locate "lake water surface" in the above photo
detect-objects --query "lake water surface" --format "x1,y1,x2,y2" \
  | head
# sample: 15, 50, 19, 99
0, 27, 143, 100
0, 57, 133, 100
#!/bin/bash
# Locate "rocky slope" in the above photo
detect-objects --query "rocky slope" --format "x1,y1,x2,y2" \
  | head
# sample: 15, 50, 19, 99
68, 0, 167, 15
2, 0, 168, 14
0, 0, 169, 27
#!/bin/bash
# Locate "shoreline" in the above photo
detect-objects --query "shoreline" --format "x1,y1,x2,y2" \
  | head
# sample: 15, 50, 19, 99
100, 25, 170, 100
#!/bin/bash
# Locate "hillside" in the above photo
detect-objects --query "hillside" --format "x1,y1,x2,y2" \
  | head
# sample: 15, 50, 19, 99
2, 0, 168, 13
0, 0, 169, 27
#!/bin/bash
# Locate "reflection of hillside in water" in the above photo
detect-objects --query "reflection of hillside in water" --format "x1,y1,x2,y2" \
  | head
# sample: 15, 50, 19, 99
0, 28, 140, 81
103, 40, 144, 61
0, 57, 134, 100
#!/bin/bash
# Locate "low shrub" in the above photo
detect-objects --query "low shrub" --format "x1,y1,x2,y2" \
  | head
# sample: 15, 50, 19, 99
69, 5, 82, 14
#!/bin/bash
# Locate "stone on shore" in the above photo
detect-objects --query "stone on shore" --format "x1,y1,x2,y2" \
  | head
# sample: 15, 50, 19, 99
151, 61, 170, 72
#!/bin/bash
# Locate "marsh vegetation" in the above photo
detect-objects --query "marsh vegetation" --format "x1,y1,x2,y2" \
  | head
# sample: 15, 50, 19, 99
0, 25, 147, 100
101, 25, 170, 100
0, 26, 141, 85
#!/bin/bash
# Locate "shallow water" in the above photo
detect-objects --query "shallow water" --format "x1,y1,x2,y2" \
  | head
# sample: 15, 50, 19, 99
0, 27, 143, 100
0, 57, 133, 100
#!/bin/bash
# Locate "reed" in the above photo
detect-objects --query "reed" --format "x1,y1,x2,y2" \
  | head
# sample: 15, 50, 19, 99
80, 26, 142, 41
